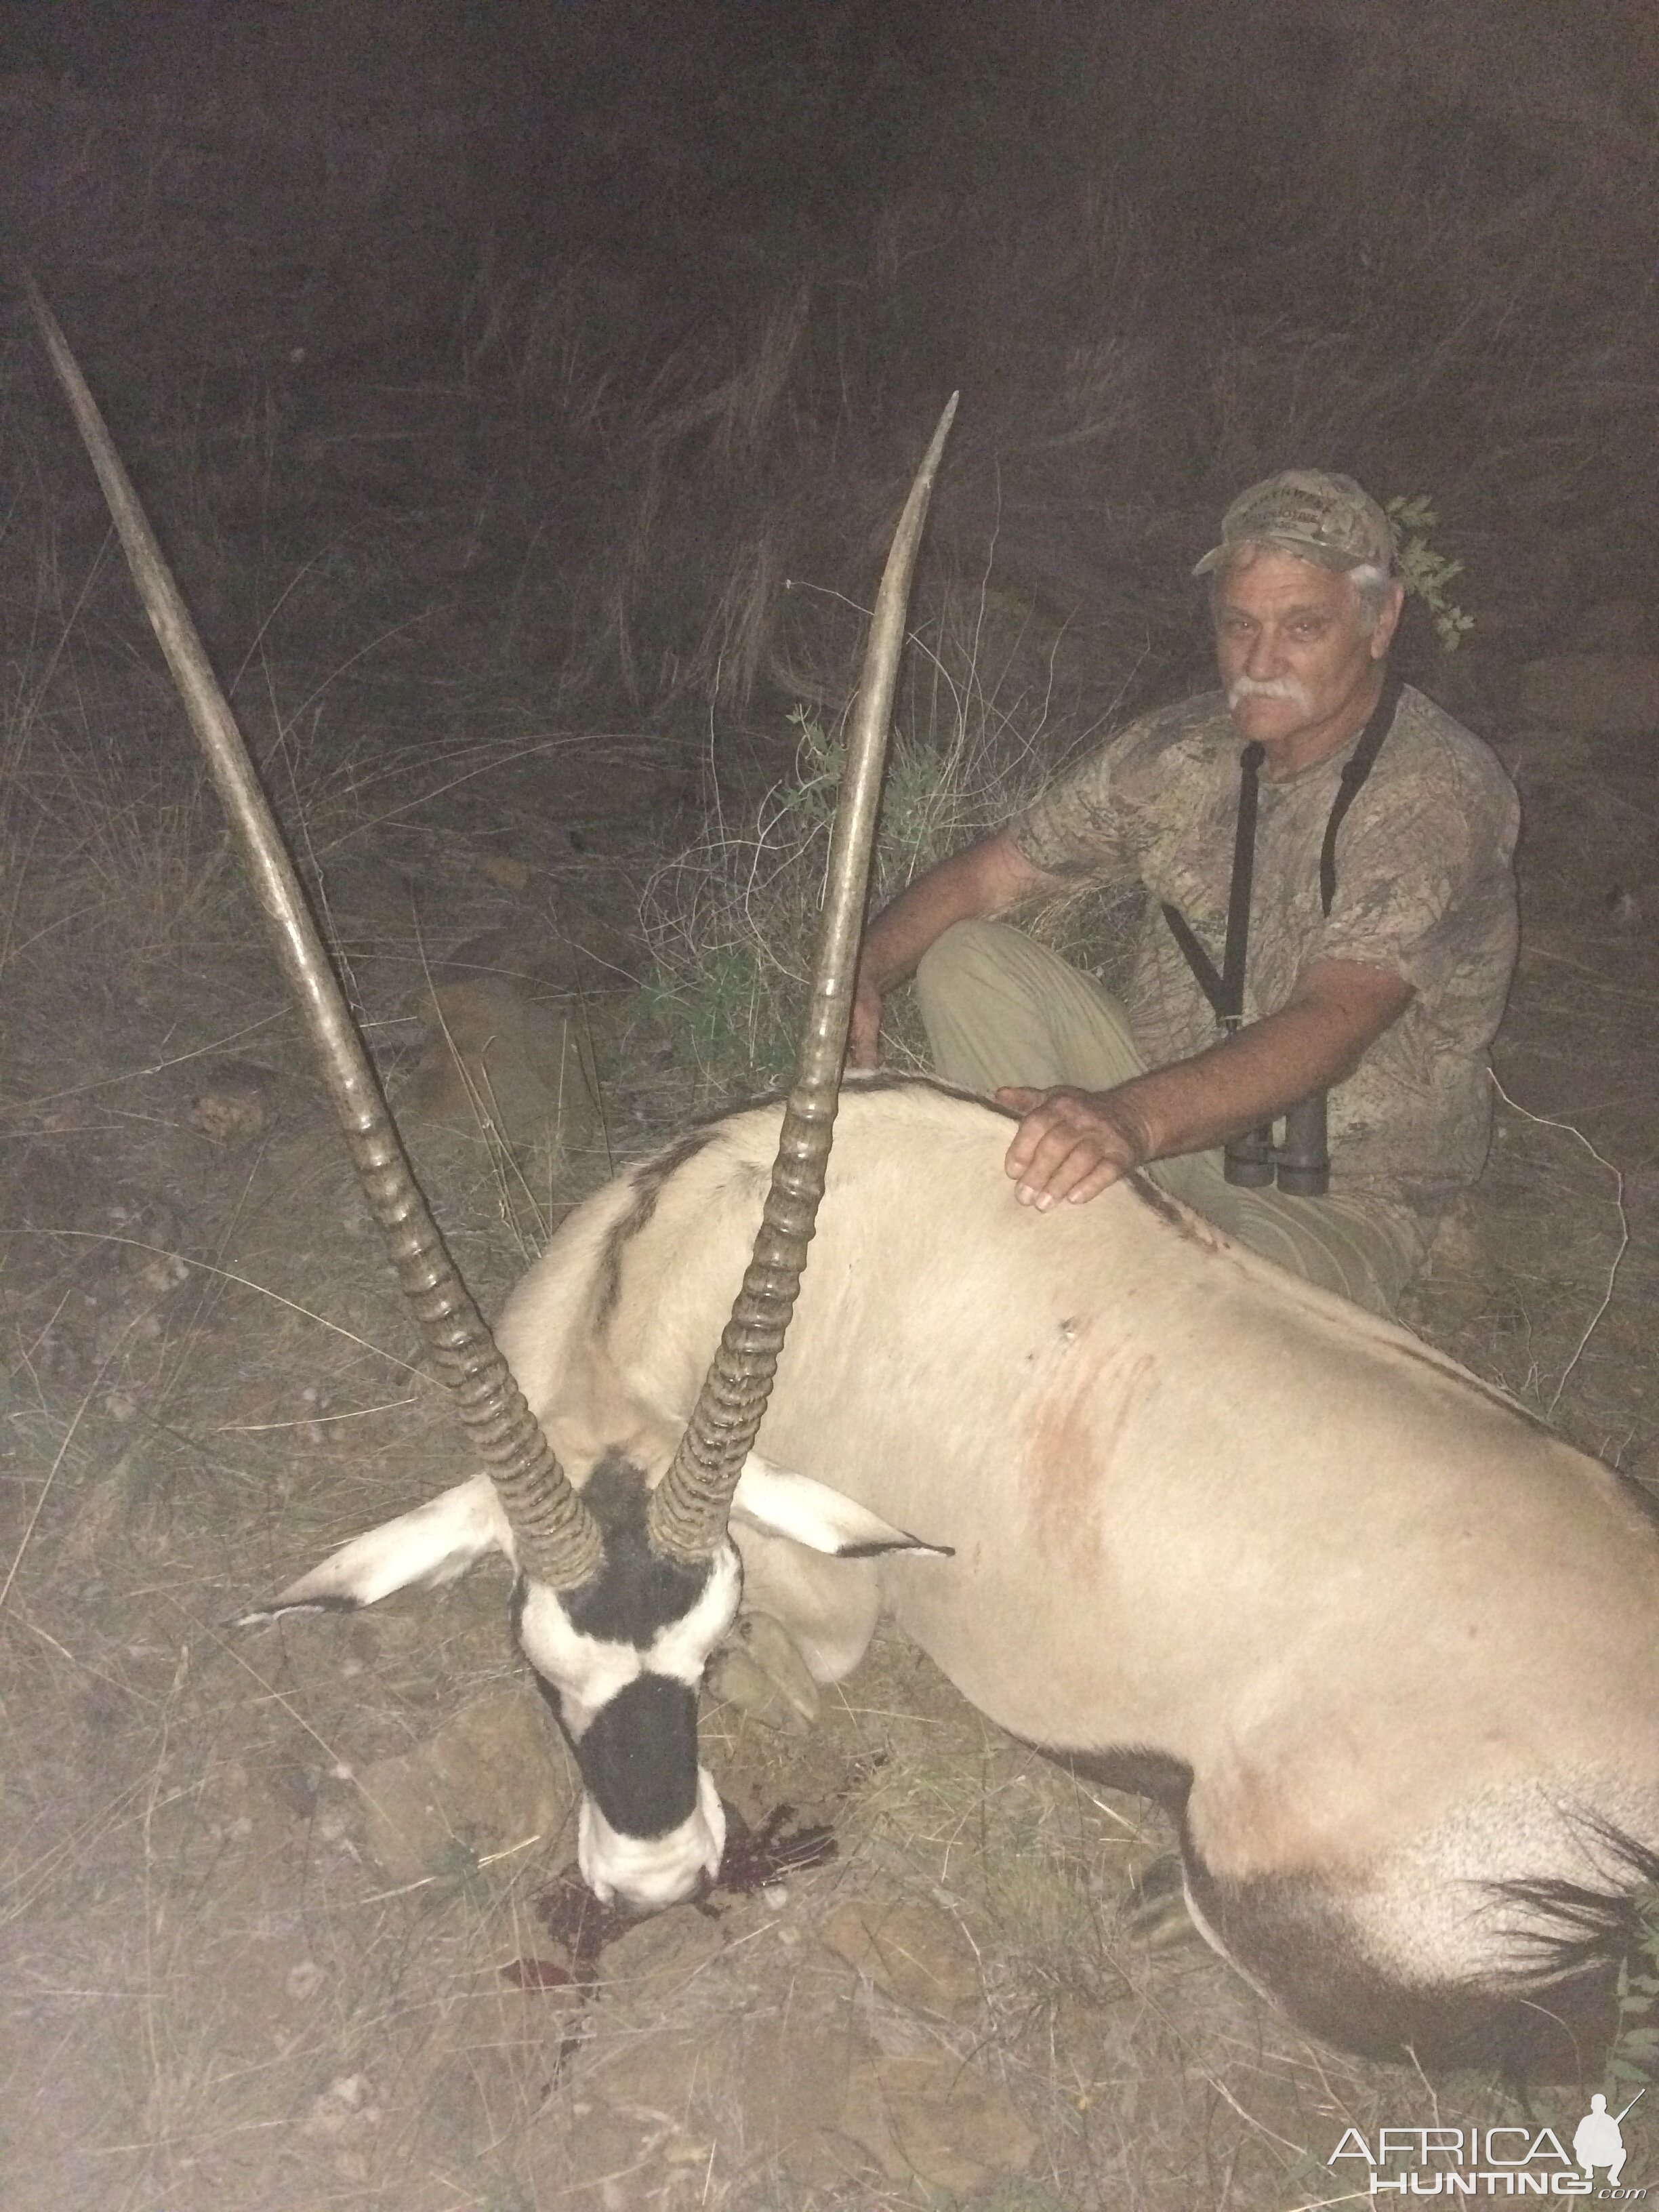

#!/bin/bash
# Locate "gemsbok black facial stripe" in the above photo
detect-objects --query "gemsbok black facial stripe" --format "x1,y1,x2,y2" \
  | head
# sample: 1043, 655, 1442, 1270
565, 1454, 716, 1644
511, 1534, 739, 1729
576, 1674, 701, 1837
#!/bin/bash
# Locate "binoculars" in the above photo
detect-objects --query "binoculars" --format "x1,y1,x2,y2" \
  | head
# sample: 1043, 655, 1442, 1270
1224, 1090, 1330, 1198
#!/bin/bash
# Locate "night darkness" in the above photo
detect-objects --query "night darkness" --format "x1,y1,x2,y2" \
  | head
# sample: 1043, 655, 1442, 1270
5, 1, 1656, 730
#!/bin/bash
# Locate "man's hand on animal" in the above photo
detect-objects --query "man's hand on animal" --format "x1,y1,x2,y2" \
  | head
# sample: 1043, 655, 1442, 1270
995, 958, 1412, 1208
995, 1084, 1148, 1206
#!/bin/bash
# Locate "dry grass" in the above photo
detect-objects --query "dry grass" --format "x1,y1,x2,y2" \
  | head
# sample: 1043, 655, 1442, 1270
4, 625, 1655, 2208
637, 581, 1085, 1099
633, 558, 1155, 1119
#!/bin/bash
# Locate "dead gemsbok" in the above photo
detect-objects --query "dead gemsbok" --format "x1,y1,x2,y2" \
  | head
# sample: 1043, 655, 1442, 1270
30, 276, 1659, 2078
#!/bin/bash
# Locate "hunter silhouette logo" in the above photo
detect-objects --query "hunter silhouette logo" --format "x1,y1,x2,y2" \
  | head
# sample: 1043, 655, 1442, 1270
1575, 2092, 1643, 2189
1332, 2096, 1648, 2196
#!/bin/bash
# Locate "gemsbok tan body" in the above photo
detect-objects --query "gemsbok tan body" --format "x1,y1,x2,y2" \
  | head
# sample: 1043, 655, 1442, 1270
480, 1075, 1659, 2070
28, 275, 1659, 2081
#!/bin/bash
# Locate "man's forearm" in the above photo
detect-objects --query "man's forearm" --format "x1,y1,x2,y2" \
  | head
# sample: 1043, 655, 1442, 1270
998, 961, 1412, 1208
858, 831, 1053, 994
1105, 995, 1377, 1164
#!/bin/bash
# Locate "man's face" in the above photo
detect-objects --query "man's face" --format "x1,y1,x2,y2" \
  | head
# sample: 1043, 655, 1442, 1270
1212, 547, 1402, 776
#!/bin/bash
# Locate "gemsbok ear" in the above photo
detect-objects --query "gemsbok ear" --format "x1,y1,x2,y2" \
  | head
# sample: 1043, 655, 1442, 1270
729, 1456, 953, 1560
234, 1475, 514, 1626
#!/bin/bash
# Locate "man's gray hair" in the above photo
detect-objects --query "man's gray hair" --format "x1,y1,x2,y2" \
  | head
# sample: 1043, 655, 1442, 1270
1347, 562, 1394, 632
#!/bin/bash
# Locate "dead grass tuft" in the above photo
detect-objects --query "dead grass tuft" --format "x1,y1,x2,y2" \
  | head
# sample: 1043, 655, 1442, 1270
636, 586, 1141, 1107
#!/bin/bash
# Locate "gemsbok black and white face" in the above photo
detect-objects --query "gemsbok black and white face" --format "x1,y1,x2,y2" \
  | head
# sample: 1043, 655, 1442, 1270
508, 1451, 933, 1905
510, 1458, 742, 1907
240, 1436, 939, 1910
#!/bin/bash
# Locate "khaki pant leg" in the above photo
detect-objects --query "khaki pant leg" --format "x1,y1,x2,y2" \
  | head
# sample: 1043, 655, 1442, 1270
914, 918, 1145, 1094
913, 919, 1423, 1315
1163, 1155, 1426, 1314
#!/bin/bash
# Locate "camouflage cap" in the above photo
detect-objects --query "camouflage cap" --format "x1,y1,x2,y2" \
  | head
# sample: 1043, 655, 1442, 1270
1192, 470, 1396, 579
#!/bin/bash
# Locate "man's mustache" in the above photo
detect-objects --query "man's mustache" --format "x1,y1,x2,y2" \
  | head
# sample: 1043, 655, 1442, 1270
1228, 675, 1313, 712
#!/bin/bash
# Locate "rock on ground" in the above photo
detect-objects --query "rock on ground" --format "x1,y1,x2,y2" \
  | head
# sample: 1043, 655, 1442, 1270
819, 1887, 983, 2018
354, 1688, 575, 1885
401, 972, 602, 1181
838, 2049, 1040, 2196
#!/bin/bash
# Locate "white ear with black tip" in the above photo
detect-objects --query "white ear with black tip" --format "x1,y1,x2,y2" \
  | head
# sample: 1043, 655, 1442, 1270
234, 1474, 515, 1626
729, 1455, 951, 1559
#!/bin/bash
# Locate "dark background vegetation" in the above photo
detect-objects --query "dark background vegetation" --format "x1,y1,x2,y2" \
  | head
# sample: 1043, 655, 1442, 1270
4, 0, 1656, 748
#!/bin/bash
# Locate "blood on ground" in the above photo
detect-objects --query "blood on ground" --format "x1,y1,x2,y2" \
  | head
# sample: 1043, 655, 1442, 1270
500, 1800, 837, 1994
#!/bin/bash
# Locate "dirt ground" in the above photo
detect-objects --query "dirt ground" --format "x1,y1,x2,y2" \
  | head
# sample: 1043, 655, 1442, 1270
2, 617, 1656, 2212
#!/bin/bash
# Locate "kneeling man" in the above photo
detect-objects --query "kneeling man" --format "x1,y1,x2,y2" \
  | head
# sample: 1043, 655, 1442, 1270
851, 470, 1519, 1315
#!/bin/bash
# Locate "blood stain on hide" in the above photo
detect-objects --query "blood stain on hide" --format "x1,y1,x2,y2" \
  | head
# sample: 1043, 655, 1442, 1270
1024, 1332, 1155, 1551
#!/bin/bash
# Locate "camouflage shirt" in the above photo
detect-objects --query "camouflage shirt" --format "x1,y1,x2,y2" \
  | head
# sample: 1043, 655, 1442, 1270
1010, 685, 1520, 1225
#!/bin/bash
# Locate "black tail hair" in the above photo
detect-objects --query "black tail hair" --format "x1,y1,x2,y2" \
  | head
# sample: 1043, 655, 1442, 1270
1490, 1820, 1659, 1988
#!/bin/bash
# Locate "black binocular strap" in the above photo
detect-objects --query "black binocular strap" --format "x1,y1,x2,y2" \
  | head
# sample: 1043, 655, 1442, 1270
1160, 743, 1261, 1031
1317, 666, 1404, 919
1160, 668, 1406, 1020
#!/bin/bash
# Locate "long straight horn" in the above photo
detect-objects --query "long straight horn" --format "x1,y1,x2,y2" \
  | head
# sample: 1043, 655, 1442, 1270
24, 274, 603, 1593
648, 393, 960, 1565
